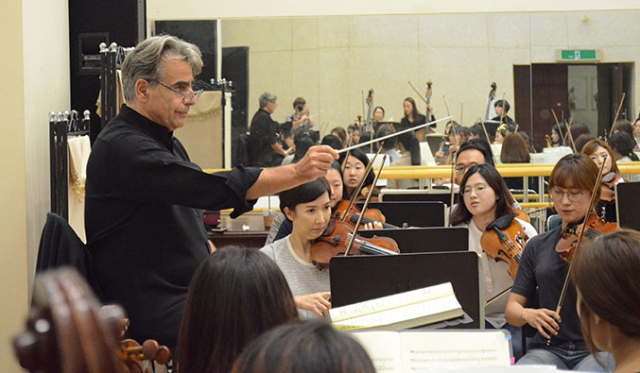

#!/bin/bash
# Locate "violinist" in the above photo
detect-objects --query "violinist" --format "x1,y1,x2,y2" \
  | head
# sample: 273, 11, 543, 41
550, 122, 569, 147
581, 139, 625, 222
571, 231, 640, 373
343, 149, 378, 201
260, 178, 334, 319
505, 154, 614, 371
450, 164, 537, 360
387, 131, 424, 189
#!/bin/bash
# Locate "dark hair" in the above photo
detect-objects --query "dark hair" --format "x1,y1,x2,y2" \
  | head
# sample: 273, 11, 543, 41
613, 119, 634, 139
500, 133, 531, 163
321, 134, 343, 151
569, 122, 591, 139
551, 122, 569, 145
342, 149, 375, 199
608, 132, 639, 161
450, 164, 516, 226
231, 320, 376, 373
373, 106, 385, 116
446, 120, 460, 135
575, 134, 596, 153
293, 97, 306, 109
457, 138, 495, 166
279, 177, 331, 213
403, 97, 421, 120
397, 131, 421, 165
469, 123, 486, 141
457, 126, 471, 143
581, 139, 620, 174
330, 127, 348, 146
572, 230, 640, 358
494, 99, 510, 113
549, 153, 598, 192
292, 136, 315, 163
376, 127, 396, 150
177, 248, 298, 373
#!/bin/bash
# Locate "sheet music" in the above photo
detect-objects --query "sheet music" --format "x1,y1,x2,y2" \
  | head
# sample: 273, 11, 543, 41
330, 282, 454, 322
351, 332, 402, 373
399, 331, 510, 369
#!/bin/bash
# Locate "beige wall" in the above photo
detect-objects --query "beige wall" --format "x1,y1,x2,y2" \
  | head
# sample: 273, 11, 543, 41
219, 10, 640, 136
147, 0, 640, 19
0, 0, 69, 370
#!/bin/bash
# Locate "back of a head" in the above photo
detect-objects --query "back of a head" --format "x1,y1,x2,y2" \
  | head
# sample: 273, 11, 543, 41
231, 320, 376, 373
614, 119, 634, 138
572, 230, 640, 353
574, 134, 595, 153
397, 131, 421, 165
608, 131, 638, 160
178, 247, 298, 373
121, 35, 203, 103
570, 122, 591, 139
321, 134, 343, 151
500, 133, 531, 164
376, 128, 396, 150
457, 138, 495, 166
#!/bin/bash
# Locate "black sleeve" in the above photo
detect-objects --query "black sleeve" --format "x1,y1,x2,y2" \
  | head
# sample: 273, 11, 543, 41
511, 235, 538, 301
105, 134, 261, 217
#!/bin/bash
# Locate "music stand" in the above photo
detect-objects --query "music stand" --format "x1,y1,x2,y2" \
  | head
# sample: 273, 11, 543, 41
358, 227, 468, 253
380, 190, 459, 207
426, 134, 445, 157
330, 252, 483, 329
481, 120, 501, 140
616, 182, 640, 230
356, 201, 445, 227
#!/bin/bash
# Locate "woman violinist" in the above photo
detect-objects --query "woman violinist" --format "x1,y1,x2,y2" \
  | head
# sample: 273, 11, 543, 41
260, 177, 334, 319
343, 149, 378, 202
450, 163, 537, 359
581, 139, 625, 222
505, 154, 614, 371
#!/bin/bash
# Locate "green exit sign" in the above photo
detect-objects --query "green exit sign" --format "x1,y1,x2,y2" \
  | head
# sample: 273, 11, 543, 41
558, 49, 599, 62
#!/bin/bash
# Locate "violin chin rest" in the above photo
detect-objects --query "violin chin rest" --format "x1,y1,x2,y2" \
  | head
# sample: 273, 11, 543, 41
486, 214, 517, 231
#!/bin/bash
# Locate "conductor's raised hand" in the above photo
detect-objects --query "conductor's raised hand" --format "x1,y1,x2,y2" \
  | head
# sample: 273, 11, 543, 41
293, 145, 338, 182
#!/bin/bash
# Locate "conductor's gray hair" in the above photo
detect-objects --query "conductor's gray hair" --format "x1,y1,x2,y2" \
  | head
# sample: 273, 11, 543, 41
121, 35, 203, 102
259, 92, 277, 108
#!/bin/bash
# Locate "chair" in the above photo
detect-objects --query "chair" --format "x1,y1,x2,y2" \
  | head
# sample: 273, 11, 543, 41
547, 214, 562, 231
35, 213, 103, 300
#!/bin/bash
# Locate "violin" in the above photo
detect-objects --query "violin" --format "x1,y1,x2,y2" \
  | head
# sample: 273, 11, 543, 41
514, 208, 531, 223
599, 172, 625, 203
480, 215, 528, 280
353, 185, 380, 202
332, 200, 398, 229
555, 213, 618, 262
310, 219, 400, 270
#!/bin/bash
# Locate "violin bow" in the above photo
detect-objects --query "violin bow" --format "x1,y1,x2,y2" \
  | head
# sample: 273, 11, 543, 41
608, 92, 626, 139
442, 95, 458, 226
341, 146, 383, 224
499, 92, 506, 123
551, 109, 568, 146
548, 155, 608, 345
408, 81, 429, 106
480, 121, 492, 144
337, 116, 452, 155
344, 155, 387, 256
565, 117, 578, 153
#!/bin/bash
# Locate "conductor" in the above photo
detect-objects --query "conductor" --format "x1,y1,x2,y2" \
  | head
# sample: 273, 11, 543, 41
85, 35, 337, 350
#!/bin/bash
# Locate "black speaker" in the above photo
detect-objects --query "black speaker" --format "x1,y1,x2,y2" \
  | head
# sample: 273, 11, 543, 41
69, 0, 146, 141
153, 20, 218, 84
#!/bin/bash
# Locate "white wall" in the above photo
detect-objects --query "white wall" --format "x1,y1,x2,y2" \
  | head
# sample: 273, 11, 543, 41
0, 0, 70, 370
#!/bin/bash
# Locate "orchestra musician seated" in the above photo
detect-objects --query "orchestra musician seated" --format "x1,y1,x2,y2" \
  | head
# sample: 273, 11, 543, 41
260, 178, 334, 318
450, 163, 537, 360
177, 247, 298, 373
572, 230, 640, 373
387, 131, 424, 189
581, 139, 624, 222
231, 320, 376, 373
505, 154, 614, 371
343, 149, 379, 201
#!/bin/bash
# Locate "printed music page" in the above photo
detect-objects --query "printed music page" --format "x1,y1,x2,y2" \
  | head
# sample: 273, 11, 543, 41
331, 283, 463, 330
399, 330, 510, 370
351, 331, 402, 373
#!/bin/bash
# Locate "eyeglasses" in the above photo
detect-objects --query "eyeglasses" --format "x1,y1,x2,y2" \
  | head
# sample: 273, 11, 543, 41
151, 80, 203, 103
549, 187, 586, 202
461, 183, 488, 197
455, 163, 478, 174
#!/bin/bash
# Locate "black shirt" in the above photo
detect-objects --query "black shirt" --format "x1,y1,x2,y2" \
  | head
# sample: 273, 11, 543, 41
491, 115, 515, 125
85, 105, 261, 349
249, 108, 281, 167
512, 227, 585, 346
399, 113, 429, 131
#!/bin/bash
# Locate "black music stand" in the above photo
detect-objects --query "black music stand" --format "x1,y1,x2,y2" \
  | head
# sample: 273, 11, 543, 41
616, 182, 640, 230
380, 190, 459, 207
481, 120, 501, 140
330, 252, 482, 329
426, 134, 445, 157
355, 201, 445, 227
358, 227, 468, 253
